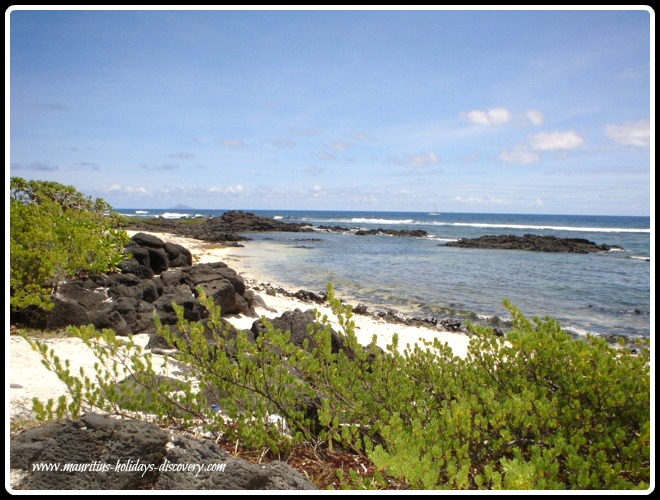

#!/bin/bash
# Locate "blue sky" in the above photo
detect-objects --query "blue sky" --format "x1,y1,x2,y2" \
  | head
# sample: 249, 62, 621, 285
8, 7, 652, 215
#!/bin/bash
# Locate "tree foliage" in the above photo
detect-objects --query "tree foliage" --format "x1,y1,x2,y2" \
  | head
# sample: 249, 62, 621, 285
22, 286, 650, 490
10, 177, 129, 311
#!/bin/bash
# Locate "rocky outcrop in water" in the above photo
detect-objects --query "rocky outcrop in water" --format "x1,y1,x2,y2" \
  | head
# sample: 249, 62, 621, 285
10, 413, 316, 490
444, 234, 623, 254
355, 228, 428, 238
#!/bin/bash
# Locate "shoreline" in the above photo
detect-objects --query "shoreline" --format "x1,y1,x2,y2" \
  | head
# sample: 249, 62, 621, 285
9, 231, 471, 422
124, 230, 472, 357
118, 211, 650, 343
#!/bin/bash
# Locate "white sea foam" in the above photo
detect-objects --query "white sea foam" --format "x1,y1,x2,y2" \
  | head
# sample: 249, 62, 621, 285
630, 255, 651, 261
563, 325, 602, 338
301, 217, 649, 234
426, 236, 458, 243
305, 217, 417, 225
273, 216, 283, 220
423, 222, 650, 234
135, 210, 149, 214
349, 218, 416, 225
159, 212, 191, 219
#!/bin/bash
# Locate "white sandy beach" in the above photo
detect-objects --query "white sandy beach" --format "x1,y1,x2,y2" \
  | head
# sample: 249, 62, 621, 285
9, 231, 470, 421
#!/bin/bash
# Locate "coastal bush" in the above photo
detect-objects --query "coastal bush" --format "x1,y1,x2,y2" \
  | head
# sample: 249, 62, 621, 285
368, 302, 650, 489
10, 177, 129, 311
22, 287, 650, 490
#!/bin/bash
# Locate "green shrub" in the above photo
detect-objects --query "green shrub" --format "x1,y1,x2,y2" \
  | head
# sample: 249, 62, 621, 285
369, 301, 650, 489
21, 287, 650, 490
10, 177, 129, 311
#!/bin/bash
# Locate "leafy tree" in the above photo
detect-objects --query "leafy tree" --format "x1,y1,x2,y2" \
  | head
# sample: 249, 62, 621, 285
10, 177, 129, 311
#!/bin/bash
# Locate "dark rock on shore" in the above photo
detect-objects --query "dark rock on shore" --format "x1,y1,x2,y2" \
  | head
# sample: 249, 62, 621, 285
122, 232, 193, 276
11, 234, 255, 334
10, 413, 316, 490
250, 308, 384, 365
125, 210, 312, 244
244, 277, 468, 335
249, 282, 328, 305
251, 309, 345, 354
293, 289, 327, 304
444, 234, 623, 253
353, 303, 369, 315
355, 228, 428, 238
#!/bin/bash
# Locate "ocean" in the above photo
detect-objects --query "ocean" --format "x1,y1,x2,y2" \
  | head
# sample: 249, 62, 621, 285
117, 209, 651, 342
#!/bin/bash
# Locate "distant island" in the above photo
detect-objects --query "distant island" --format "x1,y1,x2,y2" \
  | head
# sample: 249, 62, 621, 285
168, 203, 196, 210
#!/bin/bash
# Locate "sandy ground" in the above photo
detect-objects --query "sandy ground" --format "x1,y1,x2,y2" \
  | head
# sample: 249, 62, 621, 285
8, 230, 470, 422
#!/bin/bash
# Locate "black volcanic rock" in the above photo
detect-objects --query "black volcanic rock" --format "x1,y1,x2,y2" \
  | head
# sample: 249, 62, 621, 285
10, 413, 316, 490
11, 234, 255, 334
444, 234, 623, 254
125, 210, 311, 244
250, 309, 344, 353
217, 210, 307, 232
355, 228, 428, 238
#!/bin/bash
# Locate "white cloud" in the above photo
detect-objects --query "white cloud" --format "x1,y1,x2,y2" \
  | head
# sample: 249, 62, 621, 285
462, 107, 512, 125
157, 185, 188, 196
529, 130, 584, 151
501, 129, 583, 164
407, 151, 440, 168
311, 183, 326, 198
604, 120, 650, 147
525, 109, 544, 125
499, 146, 540, 164
455, 195, 512, 206
106, 184, 149, 196
126, 185, 146, 193
208, 184, 243, 194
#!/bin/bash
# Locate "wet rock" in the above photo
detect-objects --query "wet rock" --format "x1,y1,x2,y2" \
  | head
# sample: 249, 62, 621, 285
293, 289, 327, 304
355, 228, 428, 238
444, 234, 624, 253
